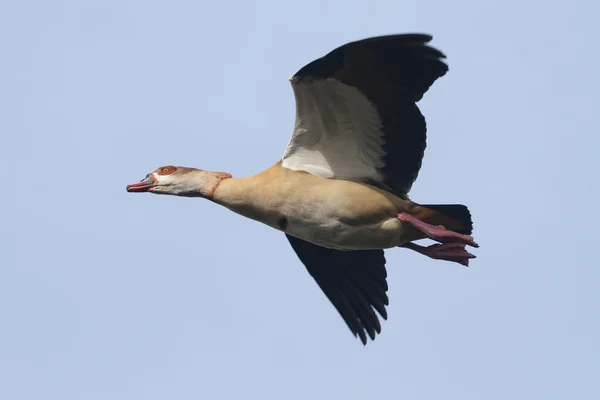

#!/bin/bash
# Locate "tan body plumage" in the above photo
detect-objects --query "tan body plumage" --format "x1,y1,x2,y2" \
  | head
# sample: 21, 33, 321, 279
214, 162, 419, 250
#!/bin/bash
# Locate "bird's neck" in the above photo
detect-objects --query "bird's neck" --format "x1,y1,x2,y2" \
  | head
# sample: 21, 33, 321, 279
193, 170, 232, 198
211, 163, 284, 225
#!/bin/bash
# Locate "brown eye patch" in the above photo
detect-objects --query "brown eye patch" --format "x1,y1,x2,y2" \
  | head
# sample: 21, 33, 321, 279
157, 166, 177, 175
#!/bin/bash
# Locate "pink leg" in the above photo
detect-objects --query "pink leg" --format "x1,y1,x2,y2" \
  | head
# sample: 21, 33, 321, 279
401, 242, 476, 266
398, 212, 479, 248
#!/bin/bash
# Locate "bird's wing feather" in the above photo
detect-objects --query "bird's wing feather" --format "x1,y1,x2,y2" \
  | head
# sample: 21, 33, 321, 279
285, 234, 389, 345
282, 34, 448, 195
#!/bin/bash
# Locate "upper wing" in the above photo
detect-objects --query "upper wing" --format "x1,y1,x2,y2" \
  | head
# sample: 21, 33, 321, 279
282, 34, 448, 196
285, 234, 389, 345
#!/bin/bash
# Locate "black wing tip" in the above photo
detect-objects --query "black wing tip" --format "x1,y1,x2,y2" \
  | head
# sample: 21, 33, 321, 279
346, 32, 436, 48
341, 299, 387, 345
357, 330, 368, 345
350, 302, 389, 345
292, 32, 448, 81
368, 33, 447, 60
353, 326, 373, 346
355, 326, 380, 346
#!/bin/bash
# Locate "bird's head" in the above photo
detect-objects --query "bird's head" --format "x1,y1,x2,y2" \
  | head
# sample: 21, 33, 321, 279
126, 166, 231, 198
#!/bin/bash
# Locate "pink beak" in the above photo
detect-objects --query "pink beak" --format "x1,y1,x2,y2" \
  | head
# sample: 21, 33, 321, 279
126, 174, 155, 192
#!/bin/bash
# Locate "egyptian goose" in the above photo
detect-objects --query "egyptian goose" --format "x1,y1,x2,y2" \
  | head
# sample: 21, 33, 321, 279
127, 33, 478, 345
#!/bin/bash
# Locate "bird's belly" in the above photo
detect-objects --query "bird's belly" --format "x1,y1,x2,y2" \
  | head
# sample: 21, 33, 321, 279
283, 206, 406, 251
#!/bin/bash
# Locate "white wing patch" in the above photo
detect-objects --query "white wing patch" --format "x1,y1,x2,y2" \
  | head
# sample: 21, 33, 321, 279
281, 78, 387, 183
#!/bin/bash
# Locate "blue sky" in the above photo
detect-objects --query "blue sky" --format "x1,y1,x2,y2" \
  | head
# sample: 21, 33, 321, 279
3, 1, 599, 399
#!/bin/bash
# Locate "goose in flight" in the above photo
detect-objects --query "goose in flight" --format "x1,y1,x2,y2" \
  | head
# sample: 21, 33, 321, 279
126, 33, 478, 345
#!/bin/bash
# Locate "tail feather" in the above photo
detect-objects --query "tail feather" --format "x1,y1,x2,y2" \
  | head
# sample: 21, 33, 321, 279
419, 204, 473, 235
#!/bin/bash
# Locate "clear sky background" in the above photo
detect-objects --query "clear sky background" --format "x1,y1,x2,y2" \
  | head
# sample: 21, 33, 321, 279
2, 1, 599, 399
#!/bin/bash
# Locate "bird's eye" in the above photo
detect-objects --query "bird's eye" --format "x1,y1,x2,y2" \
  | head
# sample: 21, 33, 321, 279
157, 166, 177, 175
